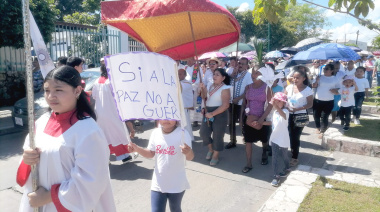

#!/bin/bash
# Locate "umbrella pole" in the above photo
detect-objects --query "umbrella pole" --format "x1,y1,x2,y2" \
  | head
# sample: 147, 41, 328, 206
188, 12, 209, 126
22, 0, 39, 211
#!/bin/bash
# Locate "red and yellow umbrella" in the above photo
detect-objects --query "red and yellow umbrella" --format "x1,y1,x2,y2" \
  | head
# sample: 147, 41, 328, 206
101, 0, 240, 60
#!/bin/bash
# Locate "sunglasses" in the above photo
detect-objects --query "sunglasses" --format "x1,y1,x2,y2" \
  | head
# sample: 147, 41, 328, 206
209, 63, 217, 65
323, 68, 332, 71
238, 62, 248, 65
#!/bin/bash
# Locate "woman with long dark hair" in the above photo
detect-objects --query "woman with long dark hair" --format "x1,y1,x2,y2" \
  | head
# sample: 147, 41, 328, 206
285, 69, 313, 167
199, 68, 231, 166
17, 66, 116, 211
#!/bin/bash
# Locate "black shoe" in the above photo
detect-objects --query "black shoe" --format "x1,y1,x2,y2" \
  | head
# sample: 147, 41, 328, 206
343, 126, 349, 131
225, 142, 236, 149
122, 155, 133, 163
192, 121, 199, 127
340, 120, 344, 126
122, 153, 139, 163
261, 156, 268, 165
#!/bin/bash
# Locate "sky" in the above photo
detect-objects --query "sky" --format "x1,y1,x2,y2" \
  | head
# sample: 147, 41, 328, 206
211, 0, 380, 47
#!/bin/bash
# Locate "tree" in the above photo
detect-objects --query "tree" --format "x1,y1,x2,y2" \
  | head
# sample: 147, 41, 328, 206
372, 35, 380, 50
281, 4, 330, 40
227, 4, 327, 50
58, 0, 101, 26
252, 0, 379, 33
0, 0, 56, 48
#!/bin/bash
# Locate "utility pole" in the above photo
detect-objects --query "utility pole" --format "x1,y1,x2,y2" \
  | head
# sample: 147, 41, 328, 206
356, 30, 359, 45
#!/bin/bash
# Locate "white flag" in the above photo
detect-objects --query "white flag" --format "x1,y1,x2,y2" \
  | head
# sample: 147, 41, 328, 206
29, 9, 55, 78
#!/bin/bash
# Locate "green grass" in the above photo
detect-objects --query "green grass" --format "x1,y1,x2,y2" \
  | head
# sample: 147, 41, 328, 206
363, 97, 379, 106
344, 119, 380, 141
298, 176, 380, 212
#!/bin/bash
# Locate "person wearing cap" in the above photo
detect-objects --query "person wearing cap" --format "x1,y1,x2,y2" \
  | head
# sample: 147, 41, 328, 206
364, 55, 375, 88
178, 65, 195, 141
268, 92, 291, 187
331, 75, 358, 131
225, 57, 253, 149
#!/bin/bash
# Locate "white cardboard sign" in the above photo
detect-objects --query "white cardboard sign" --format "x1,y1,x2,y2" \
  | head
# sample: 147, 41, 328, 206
104, 52, 181, 121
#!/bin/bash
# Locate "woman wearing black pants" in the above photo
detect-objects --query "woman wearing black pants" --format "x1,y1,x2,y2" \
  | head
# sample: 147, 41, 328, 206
285, 70, 313, 166
312, 64, 339, 137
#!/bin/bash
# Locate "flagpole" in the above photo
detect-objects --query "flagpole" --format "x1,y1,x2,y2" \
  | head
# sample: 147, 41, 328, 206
22, 1, 39, 211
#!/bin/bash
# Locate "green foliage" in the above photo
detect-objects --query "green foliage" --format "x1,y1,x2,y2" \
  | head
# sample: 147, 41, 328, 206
227, 4, 327, 50
345, 43, 359, 47
282, 4, 329, 40
372, 35, 380, 49
251, 37, 265, 67
0, 0, 56, 48
63, 12, 99, 26
252, 0, 376, 28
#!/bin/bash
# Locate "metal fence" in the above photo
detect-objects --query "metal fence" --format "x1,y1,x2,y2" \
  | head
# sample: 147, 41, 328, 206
0, 22, 147, 71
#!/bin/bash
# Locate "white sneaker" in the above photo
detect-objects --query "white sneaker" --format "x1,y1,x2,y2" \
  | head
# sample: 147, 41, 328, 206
354, 119, 360, 125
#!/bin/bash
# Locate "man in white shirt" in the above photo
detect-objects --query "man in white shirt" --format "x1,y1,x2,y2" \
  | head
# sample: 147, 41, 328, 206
225, 57, 253, 149
178, 65, 194, 141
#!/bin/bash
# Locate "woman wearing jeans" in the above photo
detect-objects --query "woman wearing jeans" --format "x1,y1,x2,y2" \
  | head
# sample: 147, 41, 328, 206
285, 70, 313, 166
312, 64, 339, 137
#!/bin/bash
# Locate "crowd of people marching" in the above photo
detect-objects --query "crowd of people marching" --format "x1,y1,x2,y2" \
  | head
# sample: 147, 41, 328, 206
20, 53, 379, 211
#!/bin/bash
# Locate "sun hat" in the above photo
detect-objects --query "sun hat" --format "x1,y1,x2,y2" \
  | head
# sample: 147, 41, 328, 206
270, 92, 287, 104
206, 57, 221, 65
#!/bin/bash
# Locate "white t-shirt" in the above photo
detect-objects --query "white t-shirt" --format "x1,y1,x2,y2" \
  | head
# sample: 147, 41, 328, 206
181, 80, 194, 108
269, 109, 290, 148
335, 70, 346, 83
206, 84, 231, 107
231, 71, 253, 105
309, 66, 320, 79
185, 65, 194, 82
314, 75, 339, 101
344, 68, 356, 76
339, 86, 356, 107
286, 84, 313, 114
227, 67, 235, 75
147, 127, 192, 193
355, 77, 370, 92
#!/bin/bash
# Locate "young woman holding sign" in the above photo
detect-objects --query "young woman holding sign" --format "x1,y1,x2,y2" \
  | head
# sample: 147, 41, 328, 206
199, 68, 231, 166
17, 66, 116, 211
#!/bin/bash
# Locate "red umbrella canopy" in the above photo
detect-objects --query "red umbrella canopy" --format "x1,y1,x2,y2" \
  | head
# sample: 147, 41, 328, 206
101, 0, 240, 60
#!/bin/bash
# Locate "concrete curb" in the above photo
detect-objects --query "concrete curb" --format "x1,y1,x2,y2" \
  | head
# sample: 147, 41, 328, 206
362, 104, 380, 114
322, 126, 380, 158
258, 165, 380, 212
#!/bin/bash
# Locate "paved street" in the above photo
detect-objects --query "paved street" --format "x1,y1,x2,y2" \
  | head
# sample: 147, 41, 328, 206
0, 117, 379, 211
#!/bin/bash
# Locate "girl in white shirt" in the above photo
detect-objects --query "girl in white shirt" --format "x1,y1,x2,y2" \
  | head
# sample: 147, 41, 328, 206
128, 120, 194, 212
353, 67, 370, 124
269, 92, 291, 187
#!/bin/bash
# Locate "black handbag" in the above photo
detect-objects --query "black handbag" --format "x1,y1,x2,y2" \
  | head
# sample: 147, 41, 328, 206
293, 113, 309, 127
